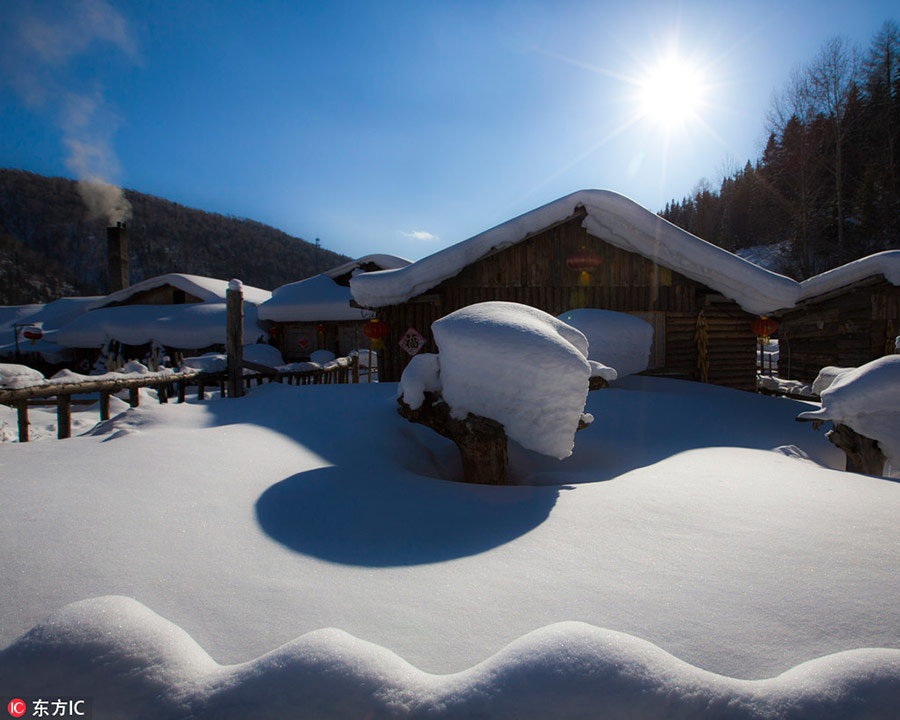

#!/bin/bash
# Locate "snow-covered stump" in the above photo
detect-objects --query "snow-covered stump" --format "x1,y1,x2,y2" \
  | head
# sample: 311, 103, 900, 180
398, 392, 509, 485
398, 303, 596, 485
826, 423, 887, 476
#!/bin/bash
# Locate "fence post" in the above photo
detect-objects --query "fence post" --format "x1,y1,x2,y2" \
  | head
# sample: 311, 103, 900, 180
100, 391, 111, 420
227, 279, 245, 398
57, 395, 72, 439
17, 400, 29, 442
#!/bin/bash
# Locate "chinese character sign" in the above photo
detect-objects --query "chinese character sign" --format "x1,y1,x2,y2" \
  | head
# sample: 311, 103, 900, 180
398, 327, 426, 357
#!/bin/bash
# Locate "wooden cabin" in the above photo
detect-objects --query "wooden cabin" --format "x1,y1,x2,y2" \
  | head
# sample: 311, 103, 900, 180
351, 191, 798, 391
259, 255, 410, 361
776, 252, 900, 383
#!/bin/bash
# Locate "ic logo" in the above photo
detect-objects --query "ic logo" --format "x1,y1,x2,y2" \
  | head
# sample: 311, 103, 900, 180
7, 699, 26, 718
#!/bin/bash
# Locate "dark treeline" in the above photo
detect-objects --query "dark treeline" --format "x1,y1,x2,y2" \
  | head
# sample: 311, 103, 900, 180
661, 20, 900, 279
0, 169, 350, 305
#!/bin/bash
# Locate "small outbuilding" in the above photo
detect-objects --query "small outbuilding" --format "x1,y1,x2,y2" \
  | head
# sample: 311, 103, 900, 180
776, 251, 900, 383
258, 255, 410, 361
350, 190, 799, 390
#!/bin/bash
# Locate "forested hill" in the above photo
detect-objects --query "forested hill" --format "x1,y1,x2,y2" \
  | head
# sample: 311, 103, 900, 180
661, 20, 900, 280
0, 168, 350, 304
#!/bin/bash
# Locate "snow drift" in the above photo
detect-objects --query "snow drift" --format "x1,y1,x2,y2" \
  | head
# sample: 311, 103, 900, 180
2, 595, 898, 720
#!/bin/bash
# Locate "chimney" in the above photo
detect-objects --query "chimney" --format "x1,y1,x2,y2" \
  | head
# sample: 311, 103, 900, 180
106, 222, 129, 292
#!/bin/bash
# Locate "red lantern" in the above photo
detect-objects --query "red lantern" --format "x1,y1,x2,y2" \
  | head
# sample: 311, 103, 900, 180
362, 319, 387, 340
316, 323, 326, 334
267, 325, 279, 337
566, 248, 603, 270
752, 317, 777, 338
22, 326, 43, 343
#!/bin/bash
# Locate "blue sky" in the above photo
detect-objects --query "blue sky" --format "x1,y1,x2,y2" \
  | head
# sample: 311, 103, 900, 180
1, 1, 896, 264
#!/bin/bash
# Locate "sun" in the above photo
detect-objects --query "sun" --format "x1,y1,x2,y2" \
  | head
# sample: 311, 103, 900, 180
637, 54, 706, 130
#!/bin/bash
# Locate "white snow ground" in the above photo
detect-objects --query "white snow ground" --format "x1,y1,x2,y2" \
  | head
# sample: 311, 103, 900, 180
2, 377, 899, 718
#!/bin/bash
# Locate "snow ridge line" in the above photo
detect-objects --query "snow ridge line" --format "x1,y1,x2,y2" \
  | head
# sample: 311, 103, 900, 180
2, 596, 898, 719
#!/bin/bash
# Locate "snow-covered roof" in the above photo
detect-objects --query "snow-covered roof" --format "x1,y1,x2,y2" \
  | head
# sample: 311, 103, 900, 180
798, 250, 900, 302
89, 273, 271, 310
258, 256, 409, 323
350, 190, 800, 316
322, 254, 411, 280
257, 274, 374, 322
55, 302, 266, 349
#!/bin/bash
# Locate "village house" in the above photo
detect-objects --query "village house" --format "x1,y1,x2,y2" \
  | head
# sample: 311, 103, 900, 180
775, 251, 900, 383
258, 255, 410, 361
350, 190, 799, 391
54, 273, 271, 370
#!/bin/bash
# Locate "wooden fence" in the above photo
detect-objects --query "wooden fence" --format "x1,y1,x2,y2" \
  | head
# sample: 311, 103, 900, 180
1, 356, 358, 442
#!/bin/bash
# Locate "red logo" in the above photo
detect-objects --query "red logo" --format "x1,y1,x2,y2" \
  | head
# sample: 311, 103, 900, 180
7, 699, 26, 718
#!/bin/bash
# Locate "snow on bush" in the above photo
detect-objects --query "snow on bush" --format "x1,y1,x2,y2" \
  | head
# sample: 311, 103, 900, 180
310, 349, 336, 364
799, 356, 900, 465
0, 363, 45, 389
557, 309, 652, 378
431, 302, 591, 459
399, 353, 441, 410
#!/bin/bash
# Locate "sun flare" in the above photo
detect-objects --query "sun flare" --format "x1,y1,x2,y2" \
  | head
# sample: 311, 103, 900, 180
637, 55, 706, 129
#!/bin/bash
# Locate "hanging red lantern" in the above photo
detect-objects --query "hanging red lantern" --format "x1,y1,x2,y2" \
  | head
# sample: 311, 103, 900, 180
362, 319, 387, 341
566, 248, 603, 270
267, 325, 279, 337
316, 323, 326, 334
22, 326, 43, 344
751, 316, 777, 338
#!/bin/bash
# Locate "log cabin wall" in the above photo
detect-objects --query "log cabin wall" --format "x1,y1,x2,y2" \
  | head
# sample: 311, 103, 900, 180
376, 215, 759, 391
777, 278, 900, 383
277, 320, 363, 360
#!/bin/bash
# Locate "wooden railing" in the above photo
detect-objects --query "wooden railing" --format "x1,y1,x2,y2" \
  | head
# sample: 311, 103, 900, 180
1, 356, 359, 442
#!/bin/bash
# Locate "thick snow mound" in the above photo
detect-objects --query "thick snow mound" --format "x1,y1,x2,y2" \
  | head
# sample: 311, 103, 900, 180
258, 274, 374, 322
558, 309, 652, 378
2, 596, 898, 720
799, 356, 900, 465
432, 302, 590, 459
55, 303, 265, 349
243, 343, 284, 367
0, 363, 46, 389
351, 190, 799, 315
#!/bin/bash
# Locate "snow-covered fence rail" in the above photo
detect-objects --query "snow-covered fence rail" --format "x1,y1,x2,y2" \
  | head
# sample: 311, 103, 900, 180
0, 369, 210, 442
240, 355, 357, 388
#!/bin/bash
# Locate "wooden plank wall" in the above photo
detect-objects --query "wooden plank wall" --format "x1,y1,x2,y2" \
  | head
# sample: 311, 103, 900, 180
377, 215, 757, 389
777, 280, 900, 383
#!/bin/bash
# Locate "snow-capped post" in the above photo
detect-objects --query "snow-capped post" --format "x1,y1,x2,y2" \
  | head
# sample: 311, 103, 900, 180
227, 279, 245, 398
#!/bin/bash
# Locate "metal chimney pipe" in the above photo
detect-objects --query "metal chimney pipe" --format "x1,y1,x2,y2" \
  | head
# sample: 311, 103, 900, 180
106, 222, 129, 292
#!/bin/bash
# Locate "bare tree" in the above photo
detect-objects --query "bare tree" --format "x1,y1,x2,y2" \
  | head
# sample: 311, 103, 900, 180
806, 36, 861, 255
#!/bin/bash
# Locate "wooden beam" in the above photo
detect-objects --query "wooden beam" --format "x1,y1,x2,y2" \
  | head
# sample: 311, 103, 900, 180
226, 283, 245, 398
